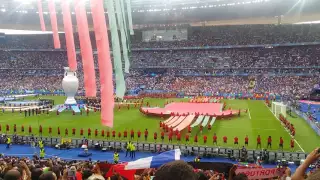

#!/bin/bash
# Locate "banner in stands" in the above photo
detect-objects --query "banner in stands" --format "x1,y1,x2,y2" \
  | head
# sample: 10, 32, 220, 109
236, 167, 285, 179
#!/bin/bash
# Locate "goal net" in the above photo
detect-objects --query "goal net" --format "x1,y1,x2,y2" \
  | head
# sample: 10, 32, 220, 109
272, 102, 287, 118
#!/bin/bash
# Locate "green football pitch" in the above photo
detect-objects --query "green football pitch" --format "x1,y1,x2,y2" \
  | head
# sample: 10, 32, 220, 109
0, 96, 319, 153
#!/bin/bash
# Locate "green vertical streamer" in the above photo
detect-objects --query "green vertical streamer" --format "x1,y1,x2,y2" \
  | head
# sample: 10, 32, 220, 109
115, 0, 130, 73
106, 0, 125, 98
126, 0, 134, 35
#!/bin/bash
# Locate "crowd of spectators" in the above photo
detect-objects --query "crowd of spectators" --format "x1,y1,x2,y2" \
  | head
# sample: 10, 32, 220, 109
1, 24, 320, 49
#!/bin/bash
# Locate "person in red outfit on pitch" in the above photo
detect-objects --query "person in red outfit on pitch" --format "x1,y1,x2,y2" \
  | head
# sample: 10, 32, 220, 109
177, 133, 181, 143
161, 131, 165, 142
213, 133, 217, 145
170, 127, 173, 133
118, 132, 121, 139
234, 136, 239, 145
65, 128, 68, 136
101, 129, 105, 137
21, 125, 24, 133
154, 132, 157, 142
13, 124, 16, 133
257, 135, 261, 148
72, 128, 76, 136
245, 135, 249, 146
130, 129, 134, 140
137, 130, 141, 141
107, 130, 110, 139
290, 138, 295, 150
223, 136, 227, 144
185, 134, 189, 144
88, 128, 91, 137
199, 125, 203, 133
207, 124, 211, 130
267, 136, 272, 149
279, 137, 284, 150
6, 124, 9, 133
124, 130, 128, 139
160, 122, 162, 128
194, 135, 198, 144
168, 131, 173, 143
112, 130, 116, 139
48, 126, 52, 135
29, 126, 32, 135
188, 125, 192, 133
39, 125, 43, 136
80, 128, 84, 136
203, 135, 207, 144
144, 129, 148, 141
95, 129, 98, 137
165, 125, 169, 132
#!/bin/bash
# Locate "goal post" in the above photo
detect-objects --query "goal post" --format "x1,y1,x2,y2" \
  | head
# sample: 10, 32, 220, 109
272, 102, 287, 118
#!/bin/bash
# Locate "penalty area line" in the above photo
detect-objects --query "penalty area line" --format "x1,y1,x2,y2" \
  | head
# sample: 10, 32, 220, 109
264, 102, 305, 152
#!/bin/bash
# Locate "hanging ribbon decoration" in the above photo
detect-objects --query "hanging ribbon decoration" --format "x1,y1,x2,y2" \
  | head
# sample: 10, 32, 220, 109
90, 0, 114, 127
106, 0, 126, 99
61, 0, 77, 71
37, 0, 46, 31
74, 0, 97, 97
48, 0, 61, 49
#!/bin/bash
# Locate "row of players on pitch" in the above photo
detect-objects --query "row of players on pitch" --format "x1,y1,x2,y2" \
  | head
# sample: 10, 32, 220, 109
1, 124, 295, 150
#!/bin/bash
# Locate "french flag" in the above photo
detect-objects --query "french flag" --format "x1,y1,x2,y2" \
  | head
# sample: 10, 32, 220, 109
107, 149, 181, 179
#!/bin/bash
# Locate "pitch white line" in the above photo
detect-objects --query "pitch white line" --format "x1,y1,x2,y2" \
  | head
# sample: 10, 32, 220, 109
264, 102, 305, 152
248, 108, 252, 119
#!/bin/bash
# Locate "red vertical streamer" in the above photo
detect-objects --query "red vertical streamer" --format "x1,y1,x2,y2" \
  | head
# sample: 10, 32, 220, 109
48, 0, 61, 49
61, 0, 77, 71
90, 0, 114, 127
37, 0, 46, 31
74, 0, 97, 97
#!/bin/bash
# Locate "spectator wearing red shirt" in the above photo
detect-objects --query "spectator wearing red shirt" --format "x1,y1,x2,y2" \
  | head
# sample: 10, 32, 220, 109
203, 135, 207, 144
112, 130, 116, 138
95, 129, 98, 137
234, 136, 239, 145
80, 128, 84, 136
124, 130, 128, 139
213, 133, 217, 145
107, 130, 110, 139
168, 131, 173, 142
279, 137, 284, 150
257, 135, 261, 149
154, 132, 157, 142
194, 135, 198, 144
223, 136, 227, 144
161, 131, 165, 142
144, 129, 148, 141
72, 128, 76, 136
137, 130, 141, 140
267, 136, 272, 149
290, 138, 295, 150
88, 128, 91, 137
177, 133, 181, 143
130, 129, 134, 139
29, 126, 32, 135
245, 135, 249, 146
101, 130, 105, 137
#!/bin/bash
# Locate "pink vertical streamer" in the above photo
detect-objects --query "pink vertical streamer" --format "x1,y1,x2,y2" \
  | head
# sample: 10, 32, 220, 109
37, 0, 46, 31
90, 0, 114, 127
61, 0, 77, 71
48, 0, 61, 49
74, 0, 97, 97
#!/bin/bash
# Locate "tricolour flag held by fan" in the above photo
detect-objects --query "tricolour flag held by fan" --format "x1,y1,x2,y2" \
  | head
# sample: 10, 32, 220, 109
106, 149, 181, 180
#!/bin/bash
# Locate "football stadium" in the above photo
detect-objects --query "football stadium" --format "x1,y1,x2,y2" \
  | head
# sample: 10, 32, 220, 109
0, 0, 320, 179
